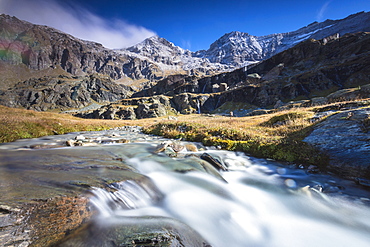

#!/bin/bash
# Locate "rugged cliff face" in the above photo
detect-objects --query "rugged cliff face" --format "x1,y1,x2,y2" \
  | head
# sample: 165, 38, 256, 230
0, 74, 130, 111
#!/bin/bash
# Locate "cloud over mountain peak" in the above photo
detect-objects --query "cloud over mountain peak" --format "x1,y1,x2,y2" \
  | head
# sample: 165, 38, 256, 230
0, 0, 156, 49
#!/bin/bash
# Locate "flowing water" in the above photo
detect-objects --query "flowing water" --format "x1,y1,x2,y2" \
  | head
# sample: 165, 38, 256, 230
90, 152, 370, 247
1, 128, 370, 246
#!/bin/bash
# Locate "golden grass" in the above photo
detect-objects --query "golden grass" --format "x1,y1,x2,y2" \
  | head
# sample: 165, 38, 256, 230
143, 108, 328, 168
0, 103, 341, 170
0, 105, 157, 143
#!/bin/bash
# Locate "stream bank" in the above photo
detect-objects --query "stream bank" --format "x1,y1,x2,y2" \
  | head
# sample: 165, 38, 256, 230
1, 127, 370, 246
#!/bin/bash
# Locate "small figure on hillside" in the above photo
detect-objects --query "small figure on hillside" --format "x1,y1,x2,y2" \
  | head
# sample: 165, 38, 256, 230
230, 111, 234, 118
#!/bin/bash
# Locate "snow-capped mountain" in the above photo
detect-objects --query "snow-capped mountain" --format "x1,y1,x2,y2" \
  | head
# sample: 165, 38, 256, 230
119, 35, 233, 75
1, 11, 369, 91
195, 11, 370, 67
120, 11, 370, 71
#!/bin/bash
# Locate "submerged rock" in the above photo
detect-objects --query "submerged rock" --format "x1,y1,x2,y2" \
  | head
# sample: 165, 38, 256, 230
55, 217, 210, 247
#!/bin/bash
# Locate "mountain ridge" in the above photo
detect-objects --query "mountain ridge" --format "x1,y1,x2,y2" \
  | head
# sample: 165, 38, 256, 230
193, 11, 370, 66
1, 11, 370, 113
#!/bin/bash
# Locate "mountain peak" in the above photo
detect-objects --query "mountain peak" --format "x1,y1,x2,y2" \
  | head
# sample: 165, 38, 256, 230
200, 11, 370, 66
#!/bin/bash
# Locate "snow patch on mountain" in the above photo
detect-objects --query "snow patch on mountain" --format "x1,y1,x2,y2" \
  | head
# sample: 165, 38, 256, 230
118, 35, 234, 75
196, 11, 370, 67
117, 11, 370, 75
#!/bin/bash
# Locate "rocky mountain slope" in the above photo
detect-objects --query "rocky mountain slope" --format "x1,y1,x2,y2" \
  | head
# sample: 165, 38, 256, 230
0, 74, 130, 111
120, 12, 370, 70
1, 11, 370, 113
81, 31, 370, 120
0, 14, 228, 91
120, 35, 233, 75
194, 11, 370, 66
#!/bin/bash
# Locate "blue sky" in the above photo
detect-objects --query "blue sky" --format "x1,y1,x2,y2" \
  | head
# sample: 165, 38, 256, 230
1, 0, 370, 51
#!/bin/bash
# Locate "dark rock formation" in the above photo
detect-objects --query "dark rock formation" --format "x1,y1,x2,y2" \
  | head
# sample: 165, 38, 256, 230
304, 108, 370, 180
0, 14, 166, 83
56, 217, 209, 247
0, 74, 130, 111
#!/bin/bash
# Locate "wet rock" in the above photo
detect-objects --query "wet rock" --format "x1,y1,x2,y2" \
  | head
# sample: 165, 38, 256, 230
154, 141, 173, 153
200, 153, 228, 171
355, 178, 370, 188
307, 165, 320, 174
185, 144, 198, 152
154, 141, 186, 155
164, 146, 177, 157
55, 217, 210, 247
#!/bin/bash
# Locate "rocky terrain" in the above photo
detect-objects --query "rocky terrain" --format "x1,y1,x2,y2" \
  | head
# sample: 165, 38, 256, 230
0, 74, 131, 111
0, 14, 231, 91
77, 31, 370, 120
1, 11, 370, 247
1, 11, 370, 182
194, 11, 370, 66
1, 12, 369, 105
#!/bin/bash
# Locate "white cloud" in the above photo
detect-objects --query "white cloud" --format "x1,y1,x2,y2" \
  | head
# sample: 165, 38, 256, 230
0, 0, 156, 49
316, 1, 332, 21
181, 39, 192, 50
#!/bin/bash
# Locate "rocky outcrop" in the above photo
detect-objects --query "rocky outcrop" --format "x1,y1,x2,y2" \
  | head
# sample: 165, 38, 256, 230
76, 93, 217, 119
304, 108, 370, 180
0, 74, 130, 111
75, 95, 174, 119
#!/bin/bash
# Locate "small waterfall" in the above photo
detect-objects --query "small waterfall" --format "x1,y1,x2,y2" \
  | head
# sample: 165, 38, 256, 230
90, 153, 370, 247
90, 180, 163, 217
4, 129, 369, 247
196, 99, 201, 114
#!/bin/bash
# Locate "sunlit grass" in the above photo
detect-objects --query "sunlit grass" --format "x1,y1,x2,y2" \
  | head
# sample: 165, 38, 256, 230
3, 99, 368, 170
0, 105, 157, 143
143, 108, 328, 168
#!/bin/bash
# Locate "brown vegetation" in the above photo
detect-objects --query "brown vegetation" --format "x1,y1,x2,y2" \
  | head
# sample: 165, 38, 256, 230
6, 101, 368, 170
0, 105, 155, 143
